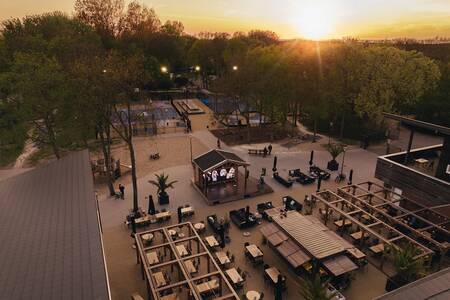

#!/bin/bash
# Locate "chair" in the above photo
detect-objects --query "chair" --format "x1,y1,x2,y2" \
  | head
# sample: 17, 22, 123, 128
264, 264, 269, 270
237, 267, 242, 274
230, 254, 235, 263
162, 208, 167, 212
260, 292, 264, 299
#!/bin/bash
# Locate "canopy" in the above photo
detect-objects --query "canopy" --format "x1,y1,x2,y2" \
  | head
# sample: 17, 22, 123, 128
193, 149, 249, 173
322, 255, 358, 276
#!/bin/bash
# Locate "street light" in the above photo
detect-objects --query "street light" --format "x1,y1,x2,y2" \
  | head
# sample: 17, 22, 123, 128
161, 66, 168, 73
232, 65, 238, 71
194, 65, 201, 72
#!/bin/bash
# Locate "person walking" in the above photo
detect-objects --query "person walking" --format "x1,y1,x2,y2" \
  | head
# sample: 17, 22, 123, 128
263, 147, 268, 158
268, 144, 272, 155
119, 184, 125, 200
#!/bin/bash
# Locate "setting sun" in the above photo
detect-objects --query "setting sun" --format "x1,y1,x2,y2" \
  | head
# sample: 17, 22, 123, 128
294, 3, 336, 40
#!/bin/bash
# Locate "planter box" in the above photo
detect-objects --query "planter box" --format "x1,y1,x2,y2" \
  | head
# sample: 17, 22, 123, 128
327, 160, 339, 171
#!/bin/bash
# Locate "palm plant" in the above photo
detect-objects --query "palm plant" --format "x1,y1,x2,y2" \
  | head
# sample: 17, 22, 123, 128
324, 143, 344, 171
392, 244, 425, 284
149, 173, 177, 204
299, 275, 334, 300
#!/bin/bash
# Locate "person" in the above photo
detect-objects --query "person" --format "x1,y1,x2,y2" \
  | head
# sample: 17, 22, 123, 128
217, 138, 221, 149
263, 147, 268, 157
119, 184, 125, 199
268, 144, 272, 155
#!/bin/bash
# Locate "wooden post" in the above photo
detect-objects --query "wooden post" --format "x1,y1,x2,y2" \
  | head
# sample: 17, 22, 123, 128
404, 128, 415, 164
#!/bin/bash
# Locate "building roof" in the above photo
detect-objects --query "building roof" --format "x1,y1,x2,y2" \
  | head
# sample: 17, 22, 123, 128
0, 150, 110, 300
272, 211, 346, 260
192, 149, 249, 172
322, 255, 358, 277
373, 267, 450, 300
383, 113, 450, 136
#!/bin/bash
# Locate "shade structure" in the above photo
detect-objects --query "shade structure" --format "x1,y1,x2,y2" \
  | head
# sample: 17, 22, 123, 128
322, 255, 358, 276
267, 231, 289, 247
276, 239, 301, 257
286, 249, 311, 268
260, 223, 280, 237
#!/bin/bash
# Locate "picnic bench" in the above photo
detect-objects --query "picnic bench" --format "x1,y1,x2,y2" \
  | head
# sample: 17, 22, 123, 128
248, 149, 270, 156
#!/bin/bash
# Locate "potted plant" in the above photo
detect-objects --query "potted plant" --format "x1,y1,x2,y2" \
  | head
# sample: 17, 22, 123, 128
324, 143, 344, 171
149, 173, 177, 205
299, 275, 335, 300
386, 244, 425, 291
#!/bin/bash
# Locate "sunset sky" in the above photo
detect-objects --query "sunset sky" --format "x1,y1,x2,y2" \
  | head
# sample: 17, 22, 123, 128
1, 0, 450, 39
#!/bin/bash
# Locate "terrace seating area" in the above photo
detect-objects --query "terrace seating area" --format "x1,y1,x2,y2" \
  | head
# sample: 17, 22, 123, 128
135, 222, 240, 300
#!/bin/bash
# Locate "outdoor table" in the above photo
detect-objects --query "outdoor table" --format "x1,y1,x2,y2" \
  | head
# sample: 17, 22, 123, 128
194, 222, 205, 232
184, 259, 197, 274
334, 219, 352, 228
215, 251, 231, 265
205, 235, 219, 248
181, 206, 194, 216
176, 244, 189, 257
156, 211, 171, 220
168, 229, 178, 237
369, 243, 384, 255
142, 233, 154, 243
146, 251, 159, 265
153, 271, 167, 287
246, 290, 261, 300
265, 267, 280, 284
196, 279, 219, 294
347, 247, 366, 260
246, 244, 263, 259
225, 268, 243, 284
350, 231, 364, 241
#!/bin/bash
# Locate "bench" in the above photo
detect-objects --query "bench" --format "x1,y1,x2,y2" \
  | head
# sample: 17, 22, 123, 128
248, 149, 270, 156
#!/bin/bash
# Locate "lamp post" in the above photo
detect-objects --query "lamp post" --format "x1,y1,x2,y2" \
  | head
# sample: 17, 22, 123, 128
232, 65, 238, 71
161, 66, 168, 74
329, 121, 333, 145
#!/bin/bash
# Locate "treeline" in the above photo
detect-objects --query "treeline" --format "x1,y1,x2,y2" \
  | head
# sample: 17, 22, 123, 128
0, 0, 447, 208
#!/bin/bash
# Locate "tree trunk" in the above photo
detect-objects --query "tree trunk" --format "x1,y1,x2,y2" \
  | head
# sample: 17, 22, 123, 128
99, 126, 115, 196
340, 113, 345, 140
126, 102, 139, 213
313, 118, 317, 143
45, 117, 60, 159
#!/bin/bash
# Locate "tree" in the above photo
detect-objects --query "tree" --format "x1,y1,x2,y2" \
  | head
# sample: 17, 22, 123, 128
106, 52, 152, 212
299, 275, 334, 300
392, 244, 425, 284
5, 53, 72, 159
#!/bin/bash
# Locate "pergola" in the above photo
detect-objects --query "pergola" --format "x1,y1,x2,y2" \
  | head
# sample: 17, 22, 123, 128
192, 149, 250, 199
338, 181, 450, 257
135, 222, 239, 300
312, 190, 434, 261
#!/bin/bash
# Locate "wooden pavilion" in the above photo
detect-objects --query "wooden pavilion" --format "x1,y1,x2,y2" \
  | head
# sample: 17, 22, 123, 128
192, 149, 272, 204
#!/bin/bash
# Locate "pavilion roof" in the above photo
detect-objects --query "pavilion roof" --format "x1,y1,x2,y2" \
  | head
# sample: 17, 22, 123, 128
192, 149, 249, 172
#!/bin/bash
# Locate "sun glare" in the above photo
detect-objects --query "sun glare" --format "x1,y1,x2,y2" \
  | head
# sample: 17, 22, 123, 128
294, 4, 336, 40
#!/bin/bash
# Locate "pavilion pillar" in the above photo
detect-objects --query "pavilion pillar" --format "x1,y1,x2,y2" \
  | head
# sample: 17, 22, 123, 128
244, 166, 248, 194
404, 128, 415, 164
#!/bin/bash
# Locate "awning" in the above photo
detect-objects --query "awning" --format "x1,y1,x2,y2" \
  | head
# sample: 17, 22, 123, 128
260, 223, 279, 238
267, 231, 289, 247
276, 239, 301, 257
286, 249, 311, 268
322, 255, 358, 276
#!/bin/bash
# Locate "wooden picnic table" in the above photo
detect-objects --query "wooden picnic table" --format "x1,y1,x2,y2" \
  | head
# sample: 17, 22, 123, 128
176, 244, 189, 257
369, 243, 385, 255
334, 219, 352, 228
146, 251, 159, 265
153, 271, 166, 287
205, 235, 219, 248
225, 268, 243, 284
246, 244, 263, 258
265, 267, 281, 284
347, 247, 366, 260
215, 251, 231, 265
350, 231, 364, 241
155, 211, 171, 220
184, 260, 197, 274
196, 279, 219, 294
181, 206, 195, 216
